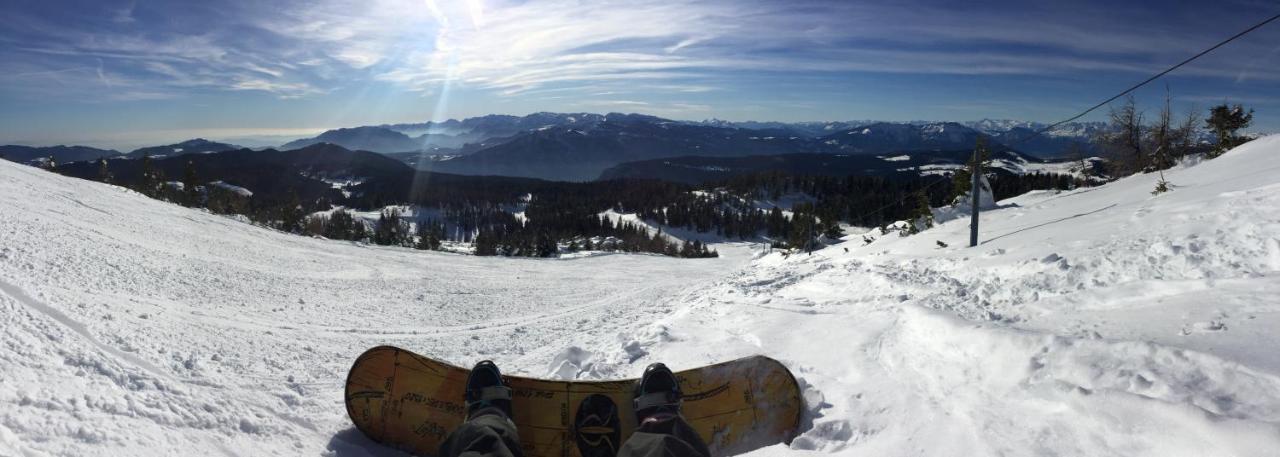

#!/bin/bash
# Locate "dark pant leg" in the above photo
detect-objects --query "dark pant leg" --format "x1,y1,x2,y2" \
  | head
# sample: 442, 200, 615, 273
617, 415, 711, 457
439, 409, 523, 457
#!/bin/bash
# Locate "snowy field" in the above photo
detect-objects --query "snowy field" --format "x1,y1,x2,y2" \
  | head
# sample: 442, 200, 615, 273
3, 136, 1280, 456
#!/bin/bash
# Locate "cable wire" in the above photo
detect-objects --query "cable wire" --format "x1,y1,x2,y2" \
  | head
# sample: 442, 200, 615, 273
848, 10, 1280, 225
1017, 11, 1280, 144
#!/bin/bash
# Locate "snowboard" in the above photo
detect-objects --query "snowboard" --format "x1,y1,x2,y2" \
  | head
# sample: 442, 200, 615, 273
344, 346, 803, 457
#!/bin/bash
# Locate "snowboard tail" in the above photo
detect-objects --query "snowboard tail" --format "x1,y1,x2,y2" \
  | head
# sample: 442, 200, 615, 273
344, 346, 803, 457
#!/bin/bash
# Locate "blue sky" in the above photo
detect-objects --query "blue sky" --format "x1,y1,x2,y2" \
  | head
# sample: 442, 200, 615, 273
2, 0, 1278, 150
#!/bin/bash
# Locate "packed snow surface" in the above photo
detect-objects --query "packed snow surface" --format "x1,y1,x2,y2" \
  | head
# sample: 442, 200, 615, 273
3, 136, 1280, 456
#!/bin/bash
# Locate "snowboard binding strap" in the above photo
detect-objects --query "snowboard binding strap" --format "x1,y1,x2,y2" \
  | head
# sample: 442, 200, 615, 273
633, 391, 681, 412
472, 386, 512, 402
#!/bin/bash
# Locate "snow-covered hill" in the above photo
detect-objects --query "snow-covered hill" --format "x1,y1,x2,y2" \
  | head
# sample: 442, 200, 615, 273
2, 136, 1280, 456
647, 136, 1280, 455
0, 162, 752, 455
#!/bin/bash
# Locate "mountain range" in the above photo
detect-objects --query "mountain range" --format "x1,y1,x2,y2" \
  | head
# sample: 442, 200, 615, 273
0, 145, 120, 165
125, 138, 242, 159
599, 147, 1076, 184
6, 112, 1151, 182
0, 139, 242, 166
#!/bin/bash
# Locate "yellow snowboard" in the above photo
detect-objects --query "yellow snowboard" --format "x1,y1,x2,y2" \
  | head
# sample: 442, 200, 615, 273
344, 346, 803, 457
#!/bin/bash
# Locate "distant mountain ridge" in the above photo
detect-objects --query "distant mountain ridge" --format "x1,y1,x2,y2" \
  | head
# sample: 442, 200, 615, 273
281, 126, 424, 153
126, 138, 242, 159
0, 145, 121, 165
396, 113, 1054, 181
600, 147, 1060, 184
423, 114, 835, 181
278, 114, 1114, 179
10, 113, 1173, 182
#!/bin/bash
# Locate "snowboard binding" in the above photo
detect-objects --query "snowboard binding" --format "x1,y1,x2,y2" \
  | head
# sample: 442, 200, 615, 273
632, 363, 683, 423
573, 394, 622, 457
464, 360, 513, 419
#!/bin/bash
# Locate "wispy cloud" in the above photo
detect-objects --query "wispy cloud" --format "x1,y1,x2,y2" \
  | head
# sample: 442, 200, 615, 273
5, 0, 1278, 102
1, 0, 1278, 132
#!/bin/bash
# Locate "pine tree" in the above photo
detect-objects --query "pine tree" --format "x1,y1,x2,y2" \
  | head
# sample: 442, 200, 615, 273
414, 220, 430, 250
1205, 103, 1253, 158
351, 218, 369, 242
374, 210, 397, 245
139, 154, 157, 196
910, 190, 933, 234
474, 229, 497, 256
97, 159, 111, 184
534, 231, 558, 257
182, 160, 200, 207
280, 190, 305, 233
415, 219, 443, 250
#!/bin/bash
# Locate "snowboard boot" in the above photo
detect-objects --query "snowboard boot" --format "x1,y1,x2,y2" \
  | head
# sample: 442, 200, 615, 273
632, 363, 683, 424
464, 360, 513, 419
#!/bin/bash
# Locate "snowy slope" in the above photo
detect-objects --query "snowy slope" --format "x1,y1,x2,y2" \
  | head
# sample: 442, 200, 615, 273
3, 136, 1280, 456
0, 162, 751, 456
643, 136, 1280, 456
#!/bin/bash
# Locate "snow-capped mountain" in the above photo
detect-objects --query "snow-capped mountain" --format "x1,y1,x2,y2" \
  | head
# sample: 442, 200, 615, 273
818, 122, 989, 154
690, 118, 1129, 158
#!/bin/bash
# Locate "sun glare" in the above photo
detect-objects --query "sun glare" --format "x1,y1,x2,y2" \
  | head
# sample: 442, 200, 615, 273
467, 0, 485, 28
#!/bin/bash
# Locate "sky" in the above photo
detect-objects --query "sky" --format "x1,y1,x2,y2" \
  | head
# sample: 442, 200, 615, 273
2, 0, 1279, 150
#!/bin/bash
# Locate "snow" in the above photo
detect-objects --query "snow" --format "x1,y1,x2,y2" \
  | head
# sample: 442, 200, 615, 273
0, 163, 752, 455
208, 181, 252, 197
879, 155, 910, 162
597, 209, 682, 242
994, 156, 1104, 178
4, 136, 1280, 456
316, 177, 366, 199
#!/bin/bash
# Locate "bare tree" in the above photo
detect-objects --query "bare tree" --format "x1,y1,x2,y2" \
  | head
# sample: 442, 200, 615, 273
1099, 95, 1146, 175
1149, 89, 1174, 171
1173, 105, 1201, 159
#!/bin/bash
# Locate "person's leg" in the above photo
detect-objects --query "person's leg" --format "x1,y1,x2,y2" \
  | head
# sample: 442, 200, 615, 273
439, 360, 523, 457
618, 414, 710, 457
439, 407, 522, 457
617, 363, 711, 457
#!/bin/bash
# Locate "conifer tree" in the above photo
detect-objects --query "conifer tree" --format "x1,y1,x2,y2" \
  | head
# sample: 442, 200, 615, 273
140, 155, 157, 196
906, 190, 933, 235
415, 219, 443, 250
473, 229, 497, 256
279, 190, 305, 233
182, 160, 200, 207
534, 231, 558, 257
1206, 103, 1253, 158
97, 159, 111, 184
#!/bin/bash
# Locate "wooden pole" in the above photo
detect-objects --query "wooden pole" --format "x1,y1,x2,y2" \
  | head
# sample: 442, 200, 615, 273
969, 146, 981, 247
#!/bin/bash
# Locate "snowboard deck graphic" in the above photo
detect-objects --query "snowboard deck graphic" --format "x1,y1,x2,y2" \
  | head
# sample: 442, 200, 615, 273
344, 346, 803, 457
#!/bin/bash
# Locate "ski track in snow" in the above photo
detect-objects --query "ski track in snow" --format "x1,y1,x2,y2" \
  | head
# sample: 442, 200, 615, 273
3, 136, 1280, 456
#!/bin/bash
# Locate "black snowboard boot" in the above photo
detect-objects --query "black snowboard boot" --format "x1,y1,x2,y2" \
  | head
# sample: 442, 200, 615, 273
632, 363, 682, 423
464, 360, 513, 419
